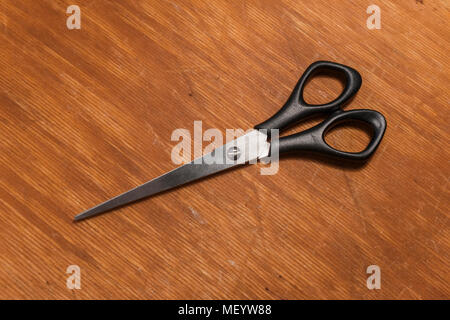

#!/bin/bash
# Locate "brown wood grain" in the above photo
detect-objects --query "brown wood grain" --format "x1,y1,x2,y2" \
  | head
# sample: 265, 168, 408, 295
0, 0, 449, 299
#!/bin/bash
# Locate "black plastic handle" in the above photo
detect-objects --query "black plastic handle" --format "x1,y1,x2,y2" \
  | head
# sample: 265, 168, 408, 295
255, 61, 362, 131
270, 109, 387, 161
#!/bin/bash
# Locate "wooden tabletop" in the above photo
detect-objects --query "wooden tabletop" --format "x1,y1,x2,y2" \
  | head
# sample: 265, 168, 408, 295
1, 0, 448, 299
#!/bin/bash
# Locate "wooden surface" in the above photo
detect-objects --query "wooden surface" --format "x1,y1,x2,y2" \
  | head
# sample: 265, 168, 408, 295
0, 0, 449, 300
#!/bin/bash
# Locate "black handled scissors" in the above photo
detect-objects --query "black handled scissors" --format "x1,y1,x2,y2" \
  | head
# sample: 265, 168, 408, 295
75, 61, 386, 221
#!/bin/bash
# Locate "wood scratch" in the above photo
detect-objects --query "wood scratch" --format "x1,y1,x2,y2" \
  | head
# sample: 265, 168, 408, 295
189, 207, 206, 224
343, 171, 367, 234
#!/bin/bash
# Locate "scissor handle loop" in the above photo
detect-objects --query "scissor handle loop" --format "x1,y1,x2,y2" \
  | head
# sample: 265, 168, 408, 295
270, 109, 386, 161
255, 61, 362, 131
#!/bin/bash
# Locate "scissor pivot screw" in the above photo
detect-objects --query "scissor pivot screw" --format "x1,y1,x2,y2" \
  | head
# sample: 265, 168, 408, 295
227, 146, 241, 161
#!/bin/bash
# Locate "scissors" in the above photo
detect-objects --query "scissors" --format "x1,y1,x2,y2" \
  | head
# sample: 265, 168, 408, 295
75, 61, 386, 221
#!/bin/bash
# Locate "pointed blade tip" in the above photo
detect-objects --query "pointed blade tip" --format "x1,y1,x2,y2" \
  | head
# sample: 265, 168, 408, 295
73, 213, 86, 222
73, 209, 93, 222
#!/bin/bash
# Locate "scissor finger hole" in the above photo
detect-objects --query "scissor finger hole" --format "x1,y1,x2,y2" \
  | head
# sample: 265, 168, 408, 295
302, 69, 346, 105
324, 120, 374, 153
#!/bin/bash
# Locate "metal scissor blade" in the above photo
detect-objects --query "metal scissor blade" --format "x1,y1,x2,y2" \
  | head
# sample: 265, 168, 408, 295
74, 130, 270, 221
